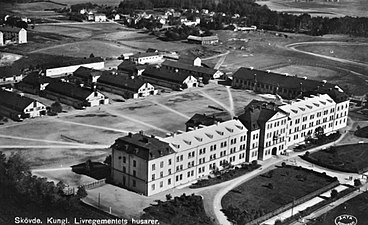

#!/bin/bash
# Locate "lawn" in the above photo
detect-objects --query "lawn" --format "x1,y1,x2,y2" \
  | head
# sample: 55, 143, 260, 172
308, 192, 368, 225
272, 65, 338, 80
301, 143, 368, 173
221, 165, 338, 224
297, 44, 368, 64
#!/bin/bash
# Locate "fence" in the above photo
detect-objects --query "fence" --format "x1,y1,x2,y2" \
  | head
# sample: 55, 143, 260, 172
80, 178, 106, 190
245, 180, 340, 225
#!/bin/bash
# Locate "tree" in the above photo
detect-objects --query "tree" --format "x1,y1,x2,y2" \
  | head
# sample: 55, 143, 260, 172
166, 194, 172, 201
354, 179, 362, 187
50, 101, 62, 113
89, 53, 95, 58
330, 189, 338, 199
76, 186, 88, 198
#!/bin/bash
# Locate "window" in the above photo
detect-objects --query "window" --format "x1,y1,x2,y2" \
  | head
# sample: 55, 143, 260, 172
133, 170, 136, 177
151, 184, 155, 190
123, 156, 126, 163
133, 160, 136, 167
168, 169, 171, 174
132, 180, 136, 187
160, 171, 163, 178
168, 178, 171, 185
152, 164, 155, 171
168, 159, 172, 165
123, 166, 126, 173
160, 161, 164, 168
152, 174, 155, 181
160, 181, 163, 188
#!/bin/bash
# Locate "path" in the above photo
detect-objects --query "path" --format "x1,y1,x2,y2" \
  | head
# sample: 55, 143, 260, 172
202, 51, 230, 61
286, 42, 368, 69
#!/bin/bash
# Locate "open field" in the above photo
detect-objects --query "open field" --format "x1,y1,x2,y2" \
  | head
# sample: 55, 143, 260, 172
272, 65, 338, 80
258, 0, 368, 17
302, 143, 368, 173
297, 43, 368, 64
309, 192, 368, 225
221, 165, 337, 224
0, 83, 264, 169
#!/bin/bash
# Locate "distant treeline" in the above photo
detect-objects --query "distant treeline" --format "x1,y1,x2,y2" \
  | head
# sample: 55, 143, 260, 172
118, 0, 368, 37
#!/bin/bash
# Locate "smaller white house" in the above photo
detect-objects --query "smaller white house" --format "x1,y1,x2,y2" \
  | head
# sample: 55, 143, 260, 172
94, 13, 107, 22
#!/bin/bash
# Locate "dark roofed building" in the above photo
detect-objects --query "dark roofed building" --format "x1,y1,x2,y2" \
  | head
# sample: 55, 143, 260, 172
161, 60, 223, 79
111, 131, 175, 195
232, 67, 348, 102
97, 73, 158, 99
129, 52, 163, 65
42, 81, 109, 109
73, 66, 102, 87
238, 100, 288, 161
112, 132, 175, 161
0, 89, 46, 121
16, 72, 55, 94
142, 66, 198, 90
117, 61, 147, 76
185, 113, 223, 131
0, 66, 23, 85
178, 55, 201, 66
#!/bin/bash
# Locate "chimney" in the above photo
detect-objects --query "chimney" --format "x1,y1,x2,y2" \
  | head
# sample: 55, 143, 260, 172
128, 132, 133, 137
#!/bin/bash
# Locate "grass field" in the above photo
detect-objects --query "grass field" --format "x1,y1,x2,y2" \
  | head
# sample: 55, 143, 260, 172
221, 165, 337, 224
304, 143, 368, 173
272, 65, 338, 80
309, 192, 368, 225
297, 44, 368, 64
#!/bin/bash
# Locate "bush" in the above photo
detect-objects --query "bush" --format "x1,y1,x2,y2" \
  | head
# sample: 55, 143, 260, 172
354, 179, 362, 186
330, 189, 338, 199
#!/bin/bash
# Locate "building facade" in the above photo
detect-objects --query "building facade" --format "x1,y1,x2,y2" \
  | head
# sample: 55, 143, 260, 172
111, 119, 249, 196
44, 58, 104, 77
0, 89, 47, 121
0, 26, 27, 46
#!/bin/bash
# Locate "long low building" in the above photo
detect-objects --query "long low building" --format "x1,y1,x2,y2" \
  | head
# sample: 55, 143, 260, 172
161, 60, 223, 79
43, 57, 104, 77
142, 66, 198, 90
41, 81, 109, 109
187, 35, 219, 45
97, 73, 158, 99
0, 89, 46, 121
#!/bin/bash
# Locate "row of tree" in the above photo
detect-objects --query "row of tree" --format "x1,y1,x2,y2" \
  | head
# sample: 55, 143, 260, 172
118, 0, 368, 37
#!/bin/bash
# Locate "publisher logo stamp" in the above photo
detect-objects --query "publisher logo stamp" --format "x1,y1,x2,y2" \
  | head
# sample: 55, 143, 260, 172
335, 215, 358, 225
